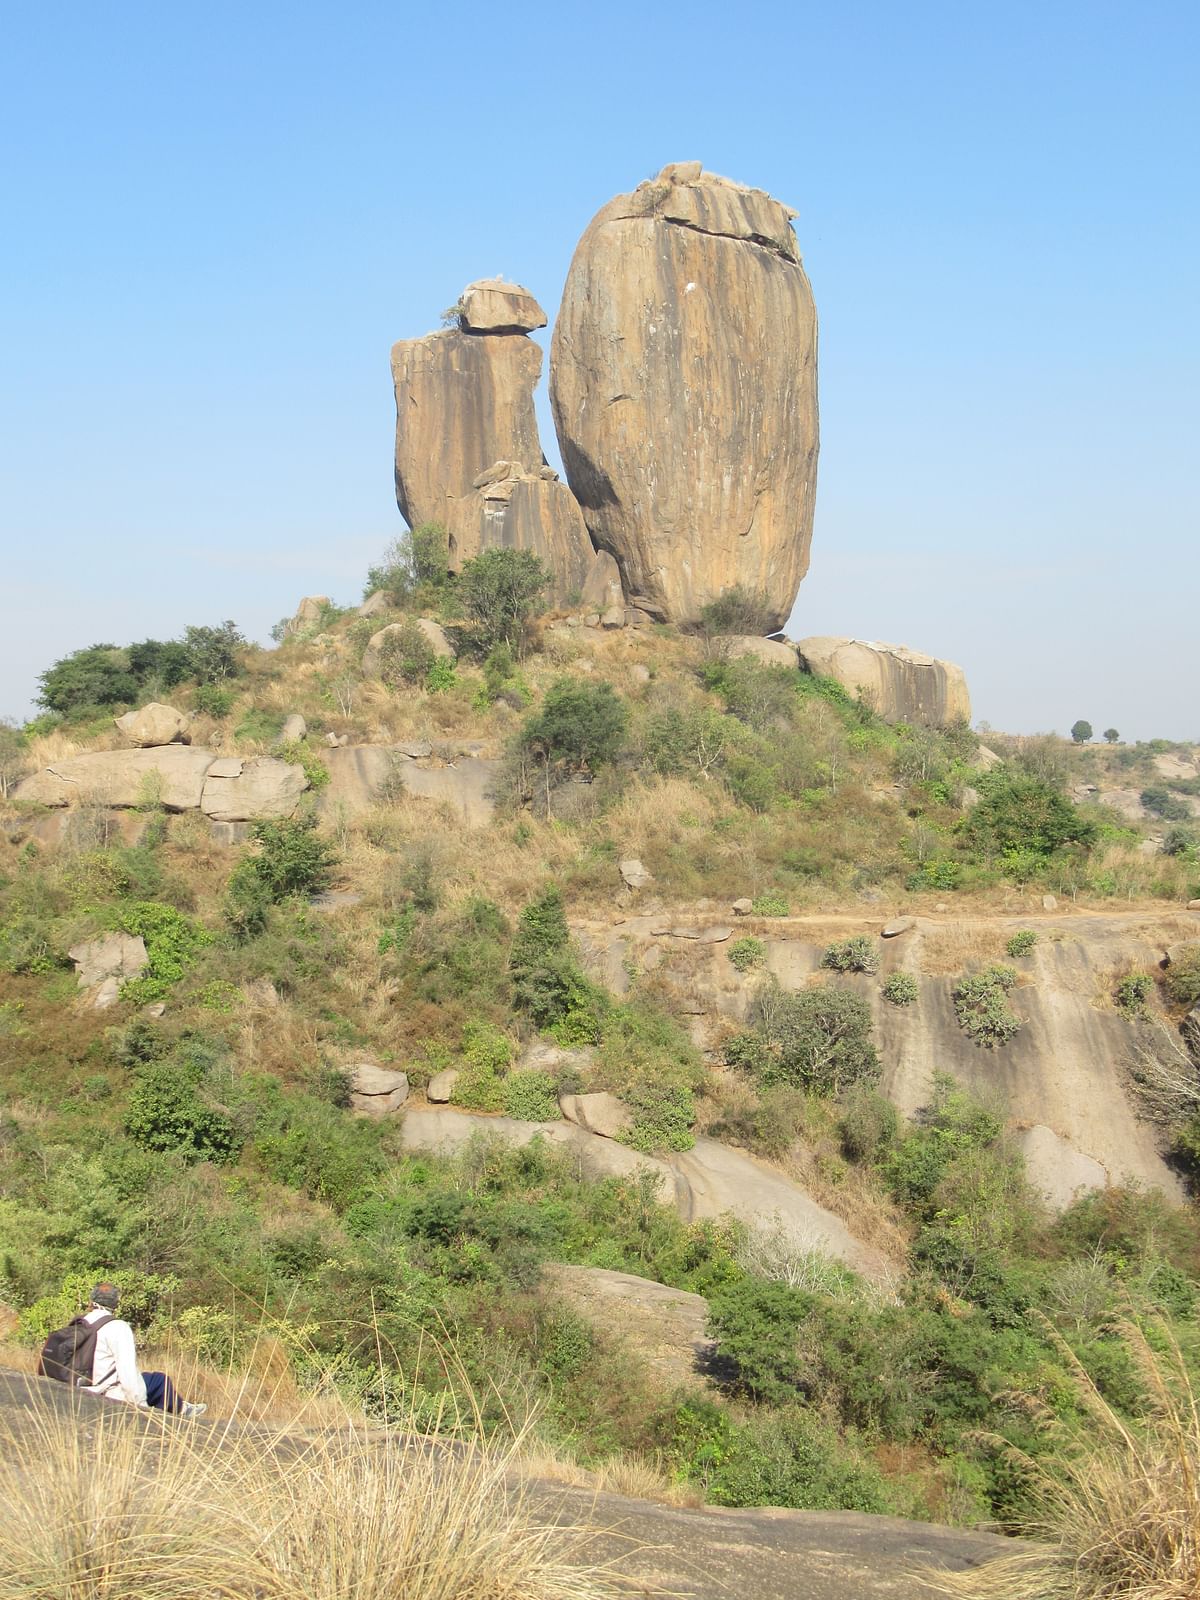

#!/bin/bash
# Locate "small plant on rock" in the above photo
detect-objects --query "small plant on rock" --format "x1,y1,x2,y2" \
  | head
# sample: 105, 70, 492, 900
953, 964, 1022, 1047
728, 937, 766, 972
822, 935, 879, 975
881, 972, 919, 1007
1114, 972, 1153, 1017
1005, 929, 1038, 958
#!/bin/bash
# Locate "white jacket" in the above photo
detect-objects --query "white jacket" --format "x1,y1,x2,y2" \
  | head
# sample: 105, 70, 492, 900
82, 1307, 147, 1408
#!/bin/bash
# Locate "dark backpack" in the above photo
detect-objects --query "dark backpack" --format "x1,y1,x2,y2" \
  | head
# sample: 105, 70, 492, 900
38, 1312, 114, 1385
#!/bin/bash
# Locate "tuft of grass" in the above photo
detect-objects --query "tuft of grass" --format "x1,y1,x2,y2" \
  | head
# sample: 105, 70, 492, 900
0, 1371, 628, 1600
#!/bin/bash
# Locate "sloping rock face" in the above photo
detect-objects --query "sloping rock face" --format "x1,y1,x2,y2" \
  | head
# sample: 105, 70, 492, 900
550, 162, 819, 629
391, 305, 546, 535
15, 747, 216, 811
795, 637, 971, 726
200, 757, 308, 822
447, 469, 595, 605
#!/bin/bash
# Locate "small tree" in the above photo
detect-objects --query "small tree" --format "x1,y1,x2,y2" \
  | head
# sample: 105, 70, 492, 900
727, 982, 880, 1096
1070, 720, 1093, 744
37, 644, 139, 714
182, 622, 245, 684
0, 719, 28, 799
364, 524, 450, 601
1103, 728, 1120, 744
458, 548, 549, 654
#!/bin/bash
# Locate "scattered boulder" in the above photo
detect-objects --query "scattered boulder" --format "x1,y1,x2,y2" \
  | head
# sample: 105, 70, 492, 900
881, 917, 917, 938
1165, 941, 1199, 969
1042, 895, 1058, 912
200, 757, 307, 822
391, 311, 545, 534
619, 859, 653, 890
559, 1092, 631, 1139
349, 1064, 409, 1116
358, 590, 393, 617
721, 637, 799, 669
447, 470, 595, 609
581, 549, 625, 612
732, 897, 754, 916
541, 1264, 712, 1393
630, 664, 651, 685
114, 703, 190, 748
68, 932, 148, 990
601, 605, 626, 630
281, 596, 331, 638
362, 619, 454, 674
550, 163, 818, 629
1189, 899, 1200, 911
277, 714, 307, 742
15, 747, 216, 811
795, 638, 971, 727
458, 278, 547, 334
975, 745, 1003, 770
426, 1068, 460, 1104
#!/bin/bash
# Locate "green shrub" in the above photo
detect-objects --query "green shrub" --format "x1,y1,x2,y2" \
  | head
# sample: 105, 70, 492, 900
751, 892, 790, 916
618, 1081, 696, 1153
509, 885, 604, 1037
1114, 972, 1153, 1017
502, 1071, 561, 1121
181, 622, 245, 684
224, 816, 338, 937
1140, 786, 1192, 821
276, 738, 330, 790
1005, 929, 1038, 957
234, 707, 284, 743
728, 936, 767, 972
37, 644, 139, 715
696, 585, 777, 637
822, 935, 879, 974
376, 618, 435, 688
521, 678, 628, 773
838, 1087, 899, 1162
364, 524, 450, 601
906, 859, 963, 892
706, 1277, 810, 1403
458, 547, 549, 653
191, 683, 234, 718
17, 1270, 181, 1344
952, 966, 1022, 1047
963, 771, 1097, 862
727, 983, 880, 1096
425, 656, 456, 694
125, 1036, 241, 1165
1165, 946, 1200, 1007
880, 972, 919, 1006
111, 902, 212, 1003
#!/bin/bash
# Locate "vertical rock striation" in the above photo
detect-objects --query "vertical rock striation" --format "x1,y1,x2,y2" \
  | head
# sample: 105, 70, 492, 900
550, 162, 819, 629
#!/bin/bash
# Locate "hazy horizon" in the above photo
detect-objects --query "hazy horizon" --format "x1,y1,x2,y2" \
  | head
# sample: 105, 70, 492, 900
2, 1, 1196, 742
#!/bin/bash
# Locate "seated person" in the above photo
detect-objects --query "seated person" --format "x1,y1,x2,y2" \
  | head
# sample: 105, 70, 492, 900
81, 1282, 206, 1418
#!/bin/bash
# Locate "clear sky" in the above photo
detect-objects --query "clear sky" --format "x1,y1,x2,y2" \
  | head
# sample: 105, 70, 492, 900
2, 0, 1196, 739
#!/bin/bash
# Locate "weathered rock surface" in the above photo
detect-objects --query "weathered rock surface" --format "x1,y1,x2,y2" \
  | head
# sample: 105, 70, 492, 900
391, 323, 544, 534
348, 1063, 409, 1116
318, 745, 497, 827
281, 596, 330, 637
541, 1264, 711, 1391
559, 1092, 631, 1139
1015, 1125, 1108, 1211
426, 1068, 459, 1104
881, 917, 917, 938
550, 163, 818, 629
458, 279, 547, 334
15, 747, 216, 811
619, 859, 653, 890
114, 703, 190, 748
358, 589, 393, 618
446, 470, 595, 607
580, 549, 625, 611
415, 618, 455, 659
721, 636, 799, 669
200, 757, 307, 822
276, 714, 307, 743
68, 933, 148, 990
795, 638, 971, 726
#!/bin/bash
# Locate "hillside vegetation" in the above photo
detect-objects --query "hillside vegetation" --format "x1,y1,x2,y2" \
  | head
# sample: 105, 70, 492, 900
2, 542, 1199, 1549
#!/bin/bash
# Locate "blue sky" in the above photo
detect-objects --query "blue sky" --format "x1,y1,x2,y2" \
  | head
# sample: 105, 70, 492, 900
2, 0, 1196, 738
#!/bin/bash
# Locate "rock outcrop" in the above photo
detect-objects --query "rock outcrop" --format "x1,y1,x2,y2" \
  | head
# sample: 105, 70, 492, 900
446, 466, 595, 606
114, 703, 190, 748
281, 596, 331, 638
458, 279, 547, 334
550, 162, 819, 629
795, 637, 971, 726
200, 757, 308, 822
15, 748, 309, 821
391, 284, 547, 535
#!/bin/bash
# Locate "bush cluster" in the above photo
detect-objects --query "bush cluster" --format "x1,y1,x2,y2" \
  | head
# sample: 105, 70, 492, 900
952, 966, 1022, 1047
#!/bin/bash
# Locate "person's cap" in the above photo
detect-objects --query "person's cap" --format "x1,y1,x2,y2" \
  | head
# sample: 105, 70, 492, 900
90, 1282, 120, 1310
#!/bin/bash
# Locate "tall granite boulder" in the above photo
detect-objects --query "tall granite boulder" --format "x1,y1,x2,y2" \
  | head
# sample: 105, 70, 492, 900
550, 162, 819, 629
795, 637, 971, 727
391, 281, 547, 537
447, 465, 595, 606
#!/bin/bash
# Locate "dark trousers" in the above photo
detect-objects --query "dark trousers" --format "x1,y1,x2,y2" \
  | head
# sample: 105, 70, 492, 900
142, 1371, 181, 1413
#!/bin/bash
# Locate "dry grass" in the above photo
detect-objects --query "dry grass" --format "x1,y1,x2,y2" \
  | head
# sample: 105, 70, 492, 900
0, 1373, 634, 1600
516, 1446, 702, 1509
922, 1314, 1200, 1600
